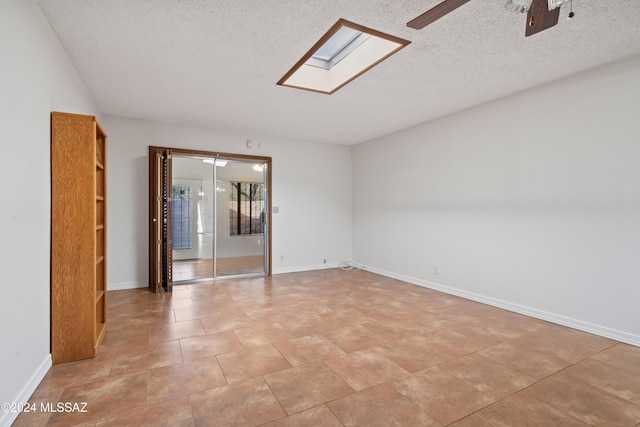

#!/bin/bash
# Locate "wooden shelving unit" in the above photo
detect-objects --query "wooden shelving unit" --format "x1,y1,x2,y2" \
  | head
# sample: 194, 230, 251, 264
51, 112, 107, 364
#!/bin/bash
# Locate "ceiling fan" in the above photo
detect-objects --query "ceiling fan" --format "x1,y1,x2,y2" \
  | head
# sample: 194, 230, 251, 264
407, 0, 573, 37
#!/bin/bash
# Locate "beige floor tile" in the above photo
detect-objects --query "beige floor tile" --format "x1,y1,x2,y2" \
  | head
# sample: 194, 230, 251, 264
479, 312, 551, 336
110, 340, 182, 377
147, 356, 226, 405
179, 330, 243, 361
95, 396, 194, 426
523, 373, 640, 425
148, 320, 206, 344
150, 295, 195, 310
327, 383, 440, 426
12, 386, 63, 427
591, 342, 640, 375
200, 312, 254, 334
392, 366, 495, 425
563, 358, 640, 406
286, 313, 338, 337
190, 377, 285, 426
101, 327, 151, 353
473, 393, 588, 426
448, 316, 534, 345
438, 352, 536, 399
261, 405, 343, 427
264, 361, 354, 414
372, 335, 453, 373
427, 301, 504, 324
324, 349, 409, 391
125, 308, 176, 328
415, 327, 495, 358
362, 319, 432, 341
191, 294, 237, 309
108, 297, 149, 317
217, 344, 291, 383
34, 348, 116, 393
448, 414, 495, 427
321, 308, 377, 326
323, 324, 388, 353
232, 321, 294, 347
509, 325, 616, 363
480, 341, 571, 379
47, 372, 148, 426
274, 334, 345, 365
173, 304, 222, 322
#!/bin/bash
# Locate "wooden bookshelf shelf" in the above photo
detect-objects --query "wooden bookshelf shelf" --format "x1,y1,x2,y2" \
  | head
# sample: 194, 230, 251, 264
51, 112, 108, 364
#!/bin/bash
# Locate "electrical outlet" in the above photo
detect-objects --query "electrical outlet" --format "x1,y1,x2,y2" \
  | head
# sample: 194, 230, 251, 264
434, 266, 439, 275
323, 259, 327, 264
280, 255, 284, 262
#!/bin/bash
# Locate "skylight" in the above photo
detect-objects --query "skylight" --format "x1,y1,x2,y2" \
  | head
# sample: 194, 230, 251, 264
305, 26, 370, 70
277, 19, 410, 94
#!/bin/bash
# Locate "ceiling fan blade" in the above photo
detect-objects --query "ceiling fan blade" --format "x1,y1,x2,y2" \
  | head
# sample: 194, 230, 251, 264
407, 0, 472, 29
525, 0, 561, 36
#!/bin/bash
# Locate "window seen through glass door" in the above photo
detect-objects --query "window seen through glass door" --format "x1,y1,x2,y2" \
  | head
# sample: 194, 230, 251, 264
230, 182, 265, 236
172, 185, 193, 249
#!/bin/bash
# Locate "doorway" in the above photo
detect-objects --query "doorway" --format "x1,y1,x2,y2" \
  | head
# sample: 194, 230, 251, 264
149, 147, 272, 292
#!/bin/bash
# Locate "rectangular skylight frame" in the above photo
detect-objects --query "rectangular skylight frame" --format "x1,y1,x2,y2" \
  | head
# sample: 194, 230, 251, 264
277, 19, 411, 95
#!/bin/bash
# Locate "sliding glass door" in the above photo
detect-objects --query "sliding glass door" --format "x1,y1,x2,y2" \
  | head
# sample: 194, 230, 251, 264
150, 148, 270, 287
171, 156, 214, 282
214, 159, 268, 277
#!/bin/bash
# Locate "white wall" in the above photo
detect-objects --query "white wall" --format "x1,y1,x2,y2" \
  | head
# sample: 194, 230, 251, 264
0, 1, 99, 425
353, 54, 640, 345
101, 115, 353, 289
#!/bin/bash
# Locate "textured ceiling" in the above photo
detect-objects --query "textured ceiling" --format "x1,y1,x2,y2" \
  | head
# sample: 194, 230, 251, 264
37, 0, 640, 145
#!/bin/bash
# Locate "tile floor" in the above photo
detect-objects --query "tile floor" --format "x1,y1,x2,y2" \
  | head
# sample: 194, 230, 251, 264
173, 256, 265, 282
14, 269, 640, 426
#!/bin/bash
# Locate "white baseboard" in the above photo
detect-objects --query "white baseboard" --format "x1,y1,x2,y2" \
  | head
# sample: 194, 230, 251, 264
107, 281, 147, 291
0, 354, 52, 427
362, 264, 640, 348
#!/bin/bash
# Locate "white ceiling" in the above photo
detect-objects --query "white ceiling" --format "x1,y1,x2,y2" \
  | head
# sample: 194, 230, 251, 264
37, 0, 640, 145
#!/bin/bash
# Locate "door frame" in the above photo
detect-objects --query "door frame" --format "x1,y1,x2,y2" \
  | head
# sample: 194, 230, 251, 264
148, 146, 272, 292
148, 147, 173, 293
